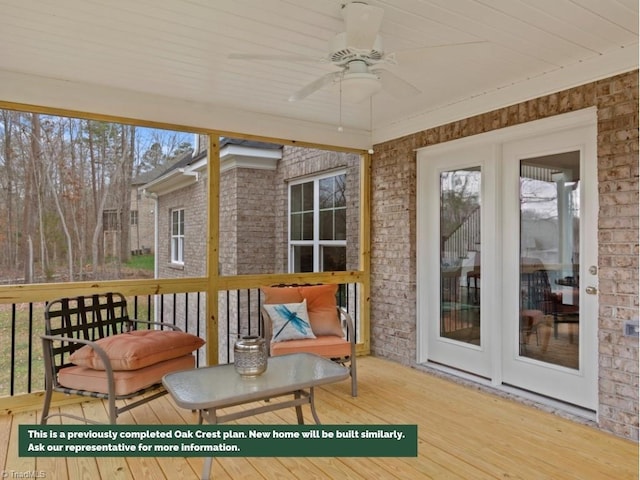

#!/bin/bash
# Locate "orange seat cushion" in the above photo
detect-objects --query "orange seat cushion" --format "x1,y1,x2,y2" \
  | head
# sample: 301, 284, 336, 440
69, 330, 205, 371
270, 336, 351, 358
58, 354, 195, 396
262, 284, 343, 338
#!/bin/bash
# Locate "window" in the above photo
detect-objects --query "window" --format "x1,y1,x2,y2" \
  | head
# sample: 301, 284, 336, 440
289, 172, 346, 272
171, 209, 184, 264
130, 210, 138, 226
103, 210, 120, 231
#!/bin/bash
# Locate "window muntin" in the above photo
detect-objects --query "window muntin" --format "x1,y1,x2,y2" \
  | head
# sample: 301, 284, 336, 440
171, 209, 185, 264
289, 172, 346, 272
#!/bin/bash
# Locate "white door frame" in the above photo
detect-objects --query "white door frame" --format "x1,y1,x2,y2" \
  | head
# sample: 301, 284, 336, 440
417, 108, 598, 408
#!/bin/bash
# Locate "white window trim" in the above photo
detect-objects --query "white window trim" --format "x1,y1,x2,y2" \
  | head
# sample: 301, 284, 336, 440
170, 208, 185, 265
288, 170, 346, 272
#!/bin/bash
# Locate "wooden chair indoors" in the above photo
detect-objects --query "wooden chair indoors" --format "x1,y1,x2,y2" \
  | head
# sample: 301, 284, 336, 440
260, 284, 358, 397
520, 268, 562, 352
41, 292, 205, 424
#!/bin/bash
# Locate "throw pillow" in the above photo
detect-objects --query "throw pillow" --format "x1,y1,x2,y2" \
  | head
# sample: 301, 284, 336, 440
69, 330, 205, 371
264, 299, 316, 343
261, 285, 303, 305
299, 284, 344, 337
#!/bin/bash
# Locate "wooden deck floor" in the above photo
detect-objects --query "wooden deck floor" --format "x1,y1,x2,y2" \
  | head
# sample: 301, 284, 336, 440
1, 356, 637, 479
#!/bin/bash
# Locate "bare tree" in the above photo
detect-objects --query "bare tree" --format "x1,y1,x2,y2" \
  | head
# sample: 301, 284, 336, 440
37, 115, 75, 281
0, 111, 16, 270
21, 114, 40, 283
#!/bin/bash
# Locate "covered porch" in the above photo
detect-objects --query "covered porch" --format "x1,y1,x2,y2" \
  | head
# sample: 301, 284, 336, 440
3, 356, 638, 479
0, 0, 637, 452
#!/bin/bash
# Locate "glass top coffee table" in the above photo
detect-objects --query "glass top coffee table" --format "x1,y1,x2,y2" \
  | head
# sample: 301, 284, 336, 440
162, 352, 350, 479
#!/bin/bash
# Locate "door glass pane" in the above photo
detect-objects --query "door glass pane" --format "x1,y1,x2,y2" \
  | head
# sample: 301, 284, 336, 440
519, 152, 580, 369
439, 168, 481, 344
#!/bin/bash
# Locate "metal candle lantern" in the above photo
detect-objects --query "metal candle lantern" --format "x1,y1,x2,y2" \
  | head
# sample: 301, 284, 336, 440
233, 335, 268, 376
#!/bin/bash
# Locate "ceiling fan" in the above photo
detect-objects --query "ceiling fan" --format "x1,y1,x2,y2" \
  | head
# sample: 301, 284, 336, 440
229, 2, 484, 104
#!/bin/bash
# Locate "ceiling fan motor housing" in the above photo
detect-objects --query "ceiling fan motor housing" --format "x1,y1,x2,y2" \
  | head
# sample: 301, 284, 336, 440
329, 32, 384, 65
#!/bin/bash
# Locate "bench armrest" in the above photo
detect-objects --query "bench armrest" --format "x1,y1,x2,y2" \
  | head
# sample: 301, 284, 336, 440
41, 334, 117, 378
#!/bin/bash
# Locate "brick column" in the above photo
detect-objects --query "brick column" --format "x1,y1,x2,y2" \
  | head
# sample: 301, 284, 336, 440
596, 72, 639, 440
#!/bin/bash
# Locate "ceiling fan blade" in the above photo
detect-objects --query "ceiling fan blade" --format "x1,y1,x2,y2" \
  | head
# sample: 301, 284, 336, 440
342, 2, 384, 50
228, 53, 324, 62
289, 72, 339, 102
374, 69, 421, 98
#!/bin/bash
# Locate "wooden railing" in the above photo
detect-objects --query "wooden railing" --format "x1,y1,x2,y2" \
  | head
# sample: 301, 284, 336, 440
0, 274, 367, 414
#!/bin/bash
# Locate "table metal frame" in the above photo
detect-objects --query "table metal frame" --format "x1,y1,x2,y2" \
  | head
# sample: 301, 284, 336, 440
162, 352, 349, 479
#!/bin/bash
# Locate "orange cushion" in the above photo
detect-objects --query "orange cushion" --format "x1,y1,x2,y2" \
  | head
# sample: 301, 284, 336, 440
270, 336, 351, 358
261, 286, 303, 304
58, 354, 195, 396
262, 285, 343, 338
69, 330, 205, 371
299, 284, 343, 337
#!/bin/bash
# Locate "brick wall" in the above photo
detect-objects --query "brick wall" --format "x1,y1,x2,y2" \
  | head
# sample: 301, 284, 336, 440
371, 70, 638, 439
156, 175, 208, 279
370, 140, 417, 364
219, 167, 278, 275
219, 169, 238, 276
594, 73, 639, 439
156, 173, 208, 362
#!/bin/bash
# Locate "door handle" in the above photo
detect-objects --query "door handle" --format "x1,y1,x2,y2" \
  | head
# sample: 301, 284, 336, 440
585, 286, 597, 295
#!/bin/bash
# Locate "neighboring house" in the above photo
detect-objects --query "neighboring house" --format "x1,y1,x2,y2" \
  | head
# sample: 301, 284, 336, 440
128, 171, 160, 256
141, 138, 361, 360
138, 148, 208, 276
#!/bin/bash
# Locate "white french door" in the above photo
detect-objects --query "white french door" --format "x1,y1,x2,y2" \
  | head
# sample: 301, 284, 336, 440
417, 144, 496, 378
500, 123, 598, 409
417, 110, 598, 409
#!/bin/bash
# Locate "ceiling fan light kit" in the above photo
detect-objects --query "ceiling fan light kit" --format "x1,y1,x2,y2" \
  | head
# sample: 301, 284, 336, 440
340, 73, 382, 103
340, 60, 382, 103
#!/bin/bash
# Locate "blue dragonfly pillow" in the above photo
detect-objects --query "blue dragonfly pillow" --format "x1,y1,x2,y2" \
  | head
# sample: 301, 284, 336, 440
264, 299, 316, 342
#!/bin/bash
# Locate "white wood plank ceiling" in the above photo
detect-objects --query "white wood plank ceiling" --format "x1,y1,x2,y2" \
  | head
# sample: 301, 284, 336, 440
0, 0, 637, 147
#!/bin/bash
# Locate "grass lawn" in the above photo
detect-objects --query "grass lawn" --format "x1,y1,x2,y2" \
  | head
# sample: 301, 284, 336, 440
124, 254, 154, 271
0, 295, 154, 397
0, 302, 46, 396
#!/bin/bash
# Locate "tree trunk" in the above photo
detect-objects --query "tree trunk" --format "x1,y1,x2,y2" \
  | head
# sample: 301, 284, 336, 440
1, 111, 15, 270
21, 114, 41, 283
